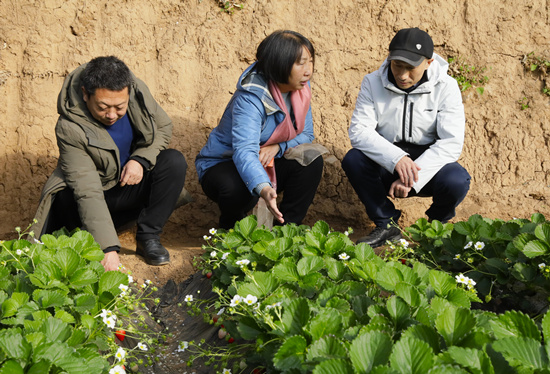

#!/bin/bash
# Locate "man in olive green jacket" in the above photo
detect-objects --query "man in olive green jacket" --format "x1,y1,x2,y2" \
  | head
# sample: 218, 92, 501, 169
32, 56, 190, 271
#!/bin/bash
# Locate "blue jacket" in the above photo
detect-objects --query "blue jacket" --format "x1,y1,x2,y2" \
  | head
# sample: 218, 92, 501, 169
195, 63, 315, 194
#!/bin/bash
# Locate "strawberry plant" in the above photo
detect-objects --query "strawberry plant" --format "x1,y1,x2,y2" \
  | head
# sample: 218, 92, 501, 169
406, 213, 550, 314
0, 224, 164, 373
182, 215, 550, 373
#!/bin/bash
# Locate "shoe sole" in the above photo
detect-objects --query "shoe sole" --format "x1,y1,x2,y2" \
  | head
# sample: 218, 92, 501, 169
369, 233, 402, 249
136, 253, 170, 266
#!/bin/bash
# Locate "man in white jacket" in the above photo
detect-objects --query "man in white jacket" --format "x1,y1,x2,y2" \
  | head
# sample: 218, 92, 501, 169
342, 27, 470, 248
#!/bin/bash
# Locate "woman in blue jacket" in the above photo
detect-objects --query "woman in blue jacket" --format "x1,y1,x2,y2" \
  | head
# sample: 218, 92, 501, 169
195, 30, 324, 229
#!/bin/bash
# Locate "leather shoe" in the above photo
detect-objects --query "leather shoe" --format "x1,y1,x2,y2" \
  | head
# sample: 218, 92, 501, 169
136, 239, 170, 266
356, 226, 402, 249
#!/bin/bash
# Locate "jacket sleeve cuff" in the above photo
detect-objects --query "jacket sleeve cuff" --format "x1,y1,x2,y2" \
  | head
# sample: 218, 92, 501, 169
253, 182, 271, 197
129, 156, 151, 170
103, 245, 120, 254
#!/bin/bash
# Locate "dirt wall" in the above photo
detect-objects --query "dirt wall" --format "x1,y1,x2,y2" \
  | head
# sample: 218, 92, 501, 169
0, 0, 548, 239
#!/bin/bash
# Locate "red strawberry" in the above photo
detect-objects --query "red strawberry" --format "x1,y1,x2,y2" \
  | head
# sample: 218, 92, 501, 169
400, 259, 406, 265
212, 315, 219, 323
228, 337, 235, 343
115, 329, 126, 341
206, 272, 213, 279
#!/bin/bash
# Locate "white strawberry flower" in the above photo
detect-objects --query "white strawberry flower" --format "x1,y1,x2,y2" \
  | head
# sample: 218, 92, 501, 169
244, 294, 258, 305
118, 284, 129, 296
230, 294, 243, 307
455, 273, 468, 284
115, 347, 125, 362
338, 253, 350, 260
104, 317, 116, 329
176, 341, 189, 352
236, 259, 250, 267
474, 241, 485, 250
109, 365, 125, 374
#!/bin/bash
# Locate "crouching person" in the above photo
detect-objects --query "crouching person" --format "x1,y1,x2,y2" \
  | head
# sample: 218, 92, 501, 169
195, 30, 324, 229
32, 56, 190, 271
342, 28, 471, 248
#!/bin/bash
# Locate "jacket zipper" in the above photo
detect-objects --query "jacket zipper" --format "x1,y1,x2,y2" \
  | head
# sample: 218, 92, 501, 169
401, 94, 408, 140
409, 102, 414, 140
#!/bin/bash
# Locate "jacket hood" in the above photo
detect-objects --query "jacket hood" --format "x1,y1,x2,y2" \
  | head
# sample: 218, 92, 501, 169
236, 62, 280, 116
379, 53, 449, 93
57, 63, 97, 128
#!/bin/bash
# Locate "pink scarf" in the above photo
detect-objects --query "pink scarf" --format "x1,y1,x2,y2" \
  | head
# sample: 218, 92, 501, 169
261, 81, 311, 188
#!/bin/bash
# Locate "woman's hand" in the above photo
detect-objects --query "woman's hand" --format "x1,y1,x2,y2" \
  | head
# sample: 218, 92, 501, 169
260, 185, 284, 224
259, 144, 280, 167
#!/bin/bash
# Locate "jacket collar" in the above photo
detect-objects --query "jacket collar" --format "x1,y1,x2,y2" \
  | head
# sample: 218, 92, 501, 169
237, 62, 280, 115
380, 53, 449, 94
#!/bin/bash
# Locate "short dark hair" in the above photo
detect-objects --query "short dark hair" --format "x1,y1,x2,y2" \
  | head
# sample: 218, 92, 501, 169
81, 56, 132, 96
255, 30, 315, 84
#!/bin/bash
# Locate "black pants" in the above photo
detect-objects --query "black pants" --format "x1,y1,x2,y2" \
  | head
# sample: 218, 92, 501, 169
201, 157, 323, 229
342, 146, 470, 226
45, 149, 187, 241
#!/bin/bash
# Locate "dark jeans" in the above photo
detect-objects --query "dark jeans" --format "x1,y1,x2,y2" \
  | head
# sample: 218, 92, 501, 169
201, 157, 323, 229
46, 149, 187, 241
342, 147, 470, 227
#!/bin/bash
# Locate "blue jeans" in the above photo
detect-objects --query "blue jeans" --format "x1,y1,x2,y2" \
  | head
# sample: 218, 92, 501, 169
342, 148, 470, 227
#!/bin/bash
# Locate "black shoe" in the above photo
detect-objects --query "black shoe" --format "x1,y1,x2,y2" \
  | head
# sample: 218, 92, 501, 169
136, 239, 170, 266
356, 226, 402, 248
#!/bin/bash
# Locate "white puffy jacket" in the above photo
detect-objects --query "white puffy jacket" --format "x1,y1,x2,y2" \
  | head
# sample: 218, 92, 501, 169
349, 53, 465, 192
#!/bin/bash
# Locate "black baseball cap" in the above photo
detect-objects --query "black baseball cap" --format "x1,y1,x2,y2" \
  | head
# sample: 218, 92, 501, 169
388, 28, 433, 67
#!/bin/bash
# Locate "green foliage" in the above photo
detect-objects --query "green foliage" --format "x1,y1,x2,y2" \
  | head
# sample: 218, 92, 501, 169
0, 225, 162, 373
518, 97, 529, 110
187, 214, 550, 373
406, 214, 550, 316
217, 0, 244, 14
522, 52, 550, 96
447, 56, 489, 95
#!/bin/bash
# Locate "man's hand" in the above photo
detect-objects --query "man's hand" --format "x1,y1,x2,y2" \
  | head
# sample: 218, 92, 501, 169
389, 179, 412, 198
101, 251, 120, 272
394, 156, 421, 188
120, 160, 144, 186
259, 144, 280, 167
260, 185, 284, 224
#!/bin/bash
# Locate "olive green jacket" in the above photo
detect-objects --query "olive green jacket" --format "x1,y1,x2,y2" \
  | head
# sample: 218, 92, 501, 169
32, 63, 189, 250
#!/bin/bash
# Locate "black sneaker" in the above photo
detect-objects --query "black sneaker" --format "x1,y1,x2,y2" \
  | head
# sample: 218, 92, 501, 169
356, 226, 402, 248
136, 239, 170, 266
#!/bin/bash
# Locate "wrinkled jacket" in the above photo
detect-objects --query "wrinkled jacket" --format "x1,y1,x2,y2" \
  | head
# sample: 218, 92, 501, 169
349, 53, 465, 191
195, 62, 315, 194
32, 62, 173, 250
